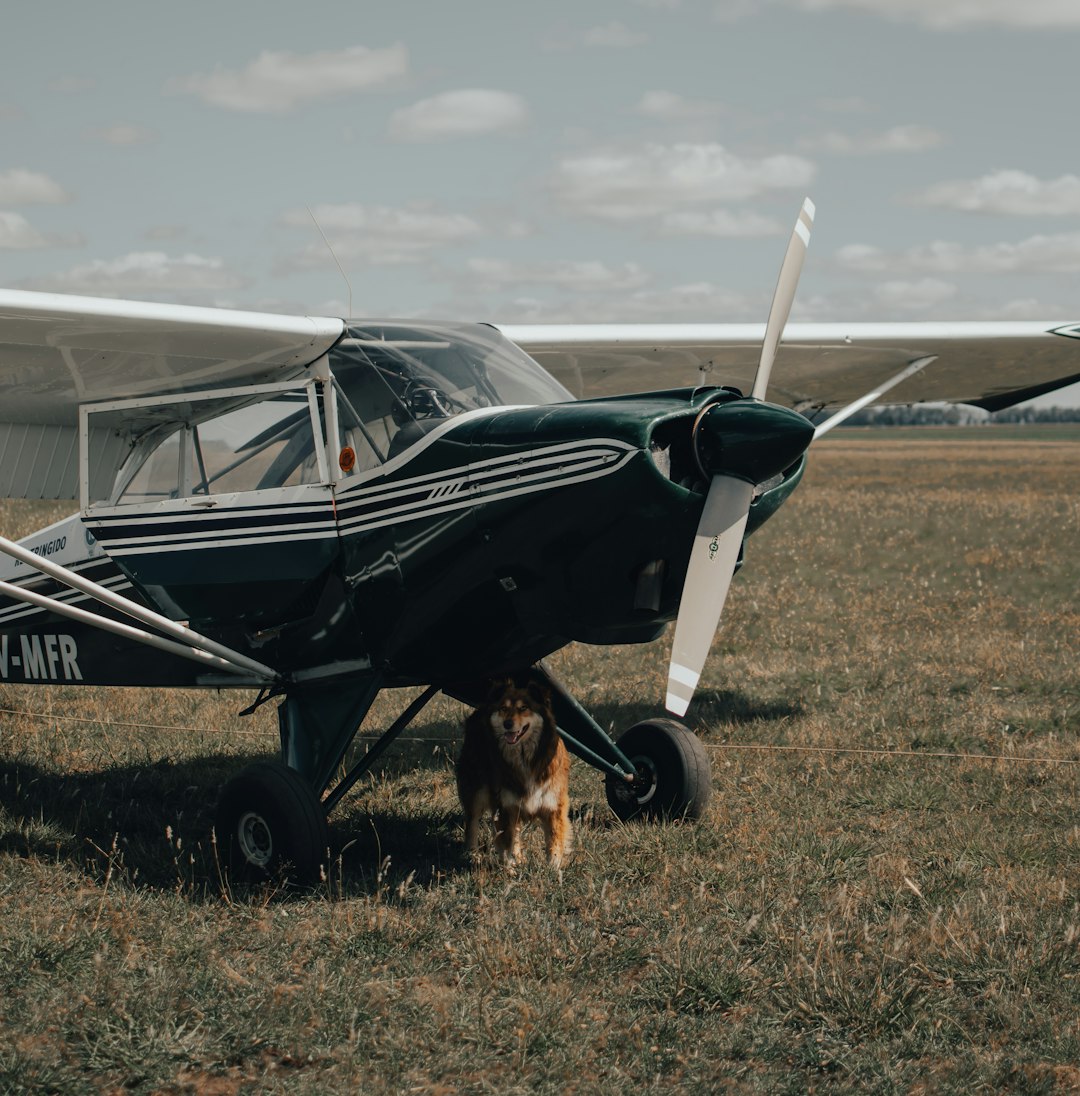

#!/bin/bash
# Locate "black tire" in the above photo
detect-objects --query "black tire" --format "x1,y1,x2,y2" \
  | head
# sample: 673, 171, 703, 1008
605, 719, 712, 822
215, 761, 329, 883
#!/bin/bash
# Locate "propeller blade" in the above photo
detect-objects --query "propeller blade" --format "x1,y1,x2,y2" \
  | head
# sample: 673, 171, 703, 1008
665, 475, 754, 716
664, 197, 815, 718
751, 197, 814, 401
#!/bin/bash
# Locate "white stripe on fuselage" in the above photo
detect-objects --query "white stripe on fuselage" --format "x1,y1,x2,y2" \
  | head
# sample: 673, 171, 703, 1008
89, 435, 641, 553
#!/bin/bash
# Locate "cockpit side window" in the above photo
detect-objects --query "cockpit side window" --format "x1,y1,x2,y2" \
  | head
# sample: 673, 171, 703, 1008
104, 390, 323, 505
191, 393, 320, 495
118, 426, 183, 504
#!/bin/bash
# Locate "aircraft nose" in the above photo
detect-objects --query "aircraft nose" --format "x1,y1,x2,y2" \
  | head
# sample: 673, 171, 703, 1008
692, 398, 814, 484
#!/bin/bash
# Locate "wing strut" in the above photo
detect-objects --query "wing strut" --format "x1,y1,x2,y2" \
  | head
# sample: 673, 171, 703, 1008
811, 356, 937, 439
0, 532, 279, 684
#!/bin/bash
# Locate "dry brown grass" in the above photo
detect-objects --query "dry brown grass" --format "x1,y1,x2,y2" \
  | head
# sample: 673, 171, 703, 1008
1, 429, 1078, 1093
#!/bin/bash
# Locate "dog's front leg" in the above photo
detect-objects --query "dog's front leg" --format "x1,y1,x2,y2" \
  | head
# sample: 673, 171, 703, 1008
463, 788, 490, 863
494, 805, 522, 866
542, 804, 572, 868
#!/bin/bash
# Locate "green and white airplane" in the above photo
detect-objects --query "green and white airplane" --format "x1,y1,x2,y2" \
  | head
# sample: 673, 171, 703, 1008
1, 201, 1077, 878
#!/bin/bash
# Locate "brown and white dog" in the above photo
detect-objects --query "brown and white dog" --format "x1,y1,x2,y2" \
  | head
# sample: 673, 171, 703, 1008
456, 678, 572, 868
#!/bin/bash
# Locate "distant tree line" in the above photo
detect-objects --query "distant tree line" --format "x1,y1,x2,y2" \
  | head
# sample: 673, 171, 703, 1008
836, 403, 1080, 427
990, 405, 1080, 423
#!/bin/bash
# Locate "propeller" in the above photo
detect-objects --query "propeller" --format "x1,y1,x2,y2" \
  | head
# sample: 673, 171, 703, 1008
665, 197, 816, 717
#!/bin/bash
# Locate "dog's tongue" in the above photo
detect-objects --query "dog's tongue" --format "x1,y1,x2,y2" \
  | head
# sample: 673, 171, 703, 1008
504, 726, 528, 745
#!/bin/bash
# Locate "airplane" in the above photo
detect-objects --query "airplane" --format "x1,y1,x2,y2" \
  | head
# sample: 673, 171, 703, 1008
1, 199, 1078, 880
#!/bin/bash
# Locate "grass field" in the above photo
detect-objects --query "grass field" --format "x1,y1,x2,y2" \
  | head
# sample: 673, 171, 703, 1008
1, 432, 1077, 1094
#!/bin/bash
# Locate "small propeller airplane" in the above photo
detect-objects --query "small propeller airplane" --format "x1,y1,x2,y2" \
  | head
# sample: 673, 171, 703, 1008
1, 199, 1078, 878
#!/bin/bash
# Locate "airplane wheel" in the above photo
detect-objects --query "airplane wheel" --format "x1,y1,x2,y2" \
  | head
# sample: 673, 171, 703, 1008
605, 719, 712, 822
215, 761, 328, 883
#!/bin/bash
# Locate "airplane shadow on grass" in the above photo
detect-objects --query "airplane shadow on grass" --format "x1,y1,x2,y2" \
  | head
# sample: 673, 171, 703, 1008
0, 687, 798, 899
0, 750, 462, 900
588, 688, 804, 736
691, 688, 804, 726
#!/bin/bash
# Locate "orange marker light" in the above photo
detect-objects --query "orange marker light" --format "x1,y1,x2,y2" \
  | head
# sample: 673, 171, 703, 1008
339, 446, 356, 473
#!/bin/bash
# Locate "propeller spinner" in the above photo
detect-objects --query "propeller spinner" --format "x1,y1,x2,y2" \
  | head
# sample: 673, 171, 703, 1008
665, 198, 816, 717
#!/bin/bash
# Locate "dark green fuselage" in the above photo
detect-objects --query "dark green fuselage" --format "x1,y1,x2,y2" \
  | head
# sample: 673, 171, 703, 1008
161, 386, 804, 684
0, 387, 805, 691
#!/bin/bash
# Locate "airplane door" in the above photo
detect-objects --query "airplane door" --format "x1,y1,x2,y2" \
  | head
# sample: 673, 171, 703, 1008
80, 382, 342, 635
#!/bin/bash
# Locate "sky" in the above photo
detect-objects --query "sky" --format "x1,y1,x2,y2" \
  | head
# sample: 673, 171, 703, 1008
2, 0, 1080, 404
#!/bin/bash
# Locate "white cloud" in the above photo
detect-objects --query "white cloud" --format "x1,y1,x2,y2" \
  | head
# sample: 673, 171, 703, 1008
624, 281, 760, 319
281, 202, 482, 266
5, 214, 47, 248
913, 170, 1080, 216
388, 89, 527, 141
837, 232, 1080, 274
791, 0, 1080, 29
0, 169, 72, 205
88, 124, 156, 146
801, 124, 944, 154
873, 277, 957, 311
636, 90, 728, 120
551, 142, 815, 220
580, 21, 648, 47
465, 257, 651, 292
30, 251, 248, 296
0, 211, 82, 249
472, 280, 764, 324
660, 209, 784, 236
174, 45, 407, 113
837, 243, 893, 270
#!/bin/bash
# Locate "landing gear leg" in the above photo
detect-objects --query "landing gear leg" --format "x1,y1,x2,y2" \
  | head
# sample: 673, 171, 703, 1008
218, 677, 441, 881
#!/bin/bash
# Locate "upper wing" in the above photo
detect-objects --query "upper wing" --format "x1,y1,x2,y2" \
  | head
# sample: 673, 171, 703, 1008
0, 289, 344, 499
500, 320, 1080, 413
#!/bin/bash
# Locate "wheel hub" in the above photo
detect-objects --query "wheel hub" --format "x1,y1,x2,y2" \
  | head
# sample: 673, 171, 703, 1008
237, 810, 273, 867
617, 755, 658, 807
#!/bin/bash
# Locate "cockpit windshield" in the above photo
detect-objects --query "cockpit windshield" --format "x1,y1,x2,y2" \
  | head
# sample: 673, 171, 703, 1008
329, 321, 572, 472
84, 323, 574, 507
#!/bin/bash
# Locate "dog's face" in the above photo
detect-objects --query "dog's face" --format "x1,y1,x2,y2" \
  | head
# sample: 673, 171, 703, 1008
486, 681, 548, 748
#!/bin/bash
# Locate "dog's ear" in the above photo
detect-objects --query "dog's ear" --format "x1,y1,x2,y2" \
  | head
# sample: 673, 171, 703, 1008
525, 680, 552, 710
